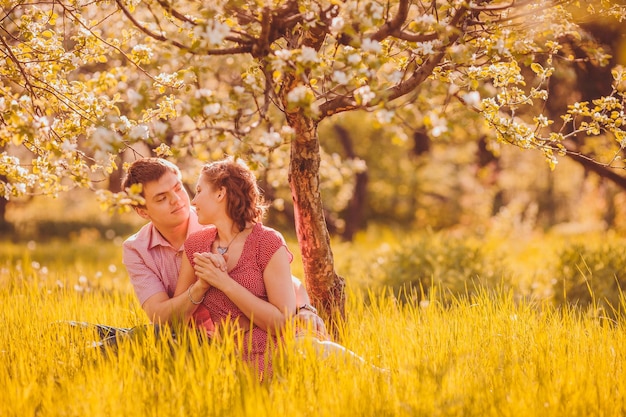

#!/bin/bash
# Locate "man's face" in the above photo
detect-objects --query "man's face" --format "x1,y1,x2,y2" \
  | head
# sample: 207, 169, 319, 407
136, 171, 191, 228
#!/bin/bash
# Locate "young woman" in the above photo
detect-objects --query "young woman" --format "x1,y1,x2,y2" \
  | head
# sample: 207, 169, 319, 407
173, 157, 297, 377
174, 157, 384, 378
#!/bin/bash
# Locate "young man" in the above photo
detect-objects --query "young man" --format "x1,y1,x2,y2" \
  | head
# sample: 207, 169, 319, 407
121, 157, 325, 334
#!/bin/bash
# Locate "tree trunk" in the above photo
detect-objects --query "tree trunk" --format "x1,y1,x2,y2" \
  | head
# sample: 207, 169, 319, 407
334, 124, 368, 241
0, 175, 11, 234
0, 197, 9, 234
286, 113, 345, 324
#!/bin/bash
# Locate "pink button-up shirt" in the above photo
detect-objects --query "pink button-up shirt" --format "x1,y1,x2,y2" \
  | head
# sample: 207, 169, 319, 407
123, 210, 212, 327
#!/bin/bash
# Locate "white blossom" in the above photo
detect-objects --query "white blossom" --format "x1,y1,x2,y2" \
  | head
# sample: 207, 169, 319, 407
298, 46, 320, 64
259, 130, 282, 147
287, 85, 309, 103
368, 2, 384, 20
414, 41, 435, 55
415, 14, 437, 26
203, 103, 221, 116
362, 38, 382, 53
333, 70, 349, 85
347, 54, 361, 64
195, 88, 213, 98
495, 39, 508, 55
462, 91, 481, 107
91, 127, 119, 151
32, 115, 50, 135
19, 95, 32, 106
354, 85, 375, 106
132, 44, 153, 61
116, 116, 132, 134
129, 125, 149, 140
275, 49, 292, 61
535, 114, 550, 127
427, 112, 448, 137
330, 17, 345, 34
244, 74, 256, 85
280, 125, 295, 136
387, 71, 403, 84
196, 21, 230, 46
376, 109, 395, 124
126, 89, 143, 106
60, 140, 77, 153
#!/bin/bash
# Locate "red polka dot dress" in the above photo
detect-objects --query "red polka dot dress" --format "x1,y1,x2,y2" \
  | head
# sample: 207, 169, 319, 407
184, 222, 293, 377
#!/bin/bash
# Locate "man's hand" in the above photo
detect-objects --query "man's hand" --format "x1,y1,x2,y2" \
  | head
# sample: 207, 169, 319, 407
295, 309, 329, 339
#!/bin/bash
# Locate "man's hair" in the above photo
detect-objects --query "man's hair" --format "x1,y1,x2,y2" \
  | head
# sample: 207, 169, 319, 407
121, 158, 181, 197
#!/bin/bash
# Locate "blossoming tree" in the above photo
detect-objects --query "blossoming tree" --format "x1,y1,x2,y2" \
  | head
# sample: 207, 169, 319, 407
1, 0, 625, 319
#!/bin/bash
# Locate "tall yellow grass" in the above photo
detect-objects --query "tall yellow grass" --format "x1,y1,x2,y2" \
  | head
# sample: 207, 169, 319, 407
1, 238, 625, 416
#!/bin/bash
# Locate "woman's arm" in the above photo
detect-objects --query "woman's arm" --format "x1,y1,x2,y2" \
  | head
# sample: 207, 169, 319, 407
193, 246, 296, 334
143, 255, 208, 324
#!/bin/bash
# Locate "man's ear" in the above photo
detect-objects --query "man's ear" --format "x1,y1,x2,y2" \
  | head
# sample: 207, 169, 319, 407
135, 206, 150, 220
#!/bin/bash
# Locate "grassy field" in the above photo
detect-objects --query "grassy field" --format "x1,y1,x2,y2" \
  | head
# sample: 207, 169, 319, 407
1, 234, 626, 417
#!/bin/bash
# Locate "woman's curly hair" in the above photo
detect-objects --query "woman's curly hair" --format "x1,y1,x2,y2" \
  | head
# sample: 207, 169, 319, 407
200, 157, 268, 231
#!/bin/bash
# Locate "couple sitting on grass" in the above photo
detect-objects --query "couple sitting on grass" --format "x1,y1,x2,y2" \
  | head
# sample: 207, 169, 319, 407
120, 156, 375, 379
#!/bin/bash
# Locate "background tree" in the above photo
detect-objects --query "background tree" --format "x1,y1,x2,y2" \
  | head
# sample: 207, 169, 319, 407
1, 0, 625, 321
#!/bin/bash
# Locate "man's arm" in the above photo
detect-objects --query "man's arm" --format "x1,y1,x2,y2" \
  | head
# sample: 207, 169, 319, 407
123, 243, 209, 325
291, 275, 328, 337
143, 262, 209, 324
292, 275, 310, 305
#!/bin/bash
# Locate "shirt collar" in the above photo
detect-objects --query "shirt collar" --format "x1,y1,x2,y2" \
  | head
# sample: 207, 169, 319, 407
147, 209, 203, 251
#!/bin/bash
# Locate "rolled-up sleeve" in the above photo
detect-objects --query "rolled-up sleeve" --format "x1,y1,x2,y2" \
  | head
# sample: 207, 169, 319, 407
123, 238, 168, 306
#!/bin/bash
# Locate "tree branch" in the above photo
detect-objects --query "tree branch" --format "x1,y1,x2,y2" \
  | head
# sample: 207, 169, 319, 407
0, 34, 42, 116
560, 140, 626, 189
114, 0, 191, 51
154, 0, 196, 25
319, 4, 469, 119
370, 0, 410, 41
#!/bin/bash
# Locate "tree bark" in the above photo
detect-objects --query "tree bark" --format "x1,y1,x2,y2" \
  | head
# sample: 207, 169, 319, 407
0, 196, 8, 233
0, 175, 10, 234
286, 113, 345, 324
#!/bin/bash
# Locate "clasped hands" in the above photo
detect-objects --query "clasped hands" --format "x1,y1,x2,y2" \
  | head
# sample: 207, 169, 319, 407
193, 252, 229, 290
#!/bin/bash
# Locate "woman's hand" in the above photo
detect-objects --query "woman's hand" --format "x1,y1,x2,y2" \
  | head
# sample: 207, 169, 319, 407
193, 252, 230, 290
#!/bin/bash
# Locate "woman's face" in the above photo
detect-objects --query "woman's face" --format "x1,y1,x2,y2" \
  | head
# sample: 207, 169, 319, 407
191, 175, 222, 225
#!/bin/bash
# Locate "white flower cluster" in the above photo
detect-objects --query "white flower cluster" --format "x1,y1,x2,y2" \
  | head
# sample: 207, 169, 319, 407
194, 20, 230, 47
0, 155, 33, 198
287, 85, 310, 103
462, 91, 481, 108
426, 112, 448, 138
361, 38, 381, 53
259, 130, 283, 147
298, 46, 320, 64
131, 44, 153, 63
129, 125, 149, 140
354, 85, 375, 106
330, 17, 345, 34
